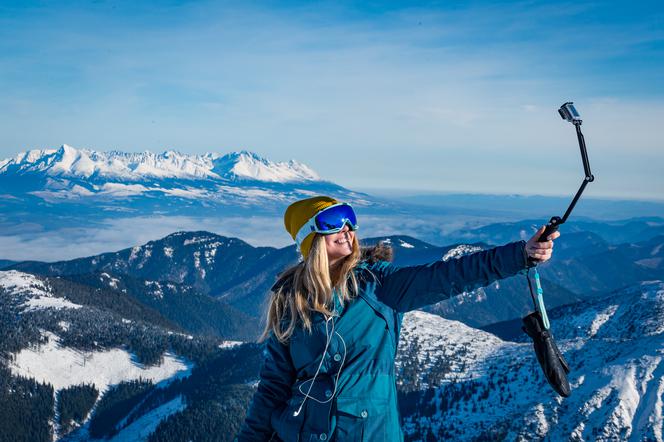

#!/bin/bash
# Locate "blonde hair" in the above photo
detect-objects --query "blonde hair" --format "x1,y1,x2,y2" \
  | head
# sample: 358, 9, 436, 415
260, 233, 362, 343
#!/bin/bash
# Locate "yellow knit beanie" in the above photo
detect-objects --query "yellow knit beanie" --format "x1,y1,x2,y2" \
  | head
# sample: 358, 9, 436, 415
284, 196, 339, 259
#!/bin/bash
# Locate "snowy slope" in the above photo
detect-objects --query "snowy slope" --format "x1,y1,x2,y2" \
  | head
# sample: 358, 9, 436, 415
0, 270, 82, 311
106, 395, 186, 442
9, 331, 192, 393
0, 269, 198, 442
396, 281, 664, 441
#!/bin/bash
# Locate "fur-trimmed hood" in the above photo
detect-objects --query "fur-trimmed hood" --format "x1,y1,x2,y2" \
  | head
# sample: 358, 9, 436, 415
270, 242, 393, 293
360, 241, 393, 264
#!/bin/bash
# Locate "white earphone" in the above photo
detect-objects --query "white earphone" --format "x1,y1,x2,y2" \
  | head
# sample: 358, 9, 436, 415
293, 313, 347, 417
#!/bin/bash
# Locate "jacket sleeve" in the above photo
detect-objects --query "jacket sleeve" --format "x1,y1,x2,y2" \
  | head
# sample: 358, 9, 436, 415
373, 240, 533, 312
236, 331, 296, 441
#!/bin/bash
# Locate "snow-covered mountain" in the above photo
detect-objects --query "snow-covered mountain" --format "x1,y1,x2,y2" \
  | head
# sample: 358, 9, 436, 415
396, 281, 664, 441
0, 269, 203, 441
2, 249, 663, 440
0, 144, 377, 209
0, 145, 382, 245
0, 144, 319, 183
7, 231, 289, 311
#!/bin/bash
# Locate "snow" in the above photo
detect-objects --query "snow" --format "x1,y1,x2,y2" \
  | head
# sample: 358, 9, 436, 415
398, 280, 664, 441
1, 145, 320, 184
588, 305, 618, 337
218, 340, 243, 349
49, 145, 81, 175
442, 244, 483, 261
2, 145, 329, 207
144, 281, 164, 299
183, 236, 217, 246
163, 247, 174, 258
128, 246, 141, 262
24, 296, 82, 311
398, 311, 506, 387
632, 356, 664, 441
0, 269, 50, 293
8, 332, 192, 392
100, 273, 120, 289
399, 240, 415, 249
204, 247, 217, 265
222, 151, 320, 182
0, 270, 83, 311
654, 374, 664, 441
107, 395, 186, 442
99, 182, 150, 197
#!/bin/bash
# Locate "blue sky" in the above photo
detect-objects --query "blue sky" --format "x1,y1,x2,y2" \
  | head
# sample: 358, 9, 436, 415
1, 0, 663, 200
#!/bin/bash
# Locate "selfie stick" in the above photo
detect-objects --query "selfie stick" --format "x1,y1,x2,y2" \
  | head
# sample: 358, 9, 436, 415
537, 102, 595, 243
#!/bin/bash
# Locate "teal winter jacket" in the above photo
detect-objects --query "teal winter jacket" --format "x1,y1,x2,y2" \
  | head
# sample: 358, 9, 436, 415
236, 240, 534, 442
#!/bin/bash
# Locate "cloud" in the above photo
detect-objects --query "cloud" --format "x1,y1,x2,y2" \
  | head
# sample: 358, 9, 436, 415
0, 215, 287, 262
0, 209, 503, 262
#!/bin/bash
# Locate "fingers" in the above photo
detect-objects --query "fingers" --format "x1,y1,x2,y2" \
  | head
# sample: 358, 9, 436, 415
547, 230, 561, 241
529, 239, 554, 250
525, 225, 562, 263
529, 251, 553, 261
538, 240, 554, 249
526, 237, 556, 261
533, 226, 561, 242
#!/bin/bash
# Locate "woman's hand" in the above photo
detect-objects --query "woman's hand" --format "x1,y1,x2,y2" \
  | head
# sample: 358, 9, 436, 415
525, 226, 561, 263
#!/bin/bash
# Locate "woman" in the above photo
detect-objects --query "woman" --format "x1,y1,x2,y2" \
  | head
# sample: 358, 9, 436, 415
236, 196, 559, 442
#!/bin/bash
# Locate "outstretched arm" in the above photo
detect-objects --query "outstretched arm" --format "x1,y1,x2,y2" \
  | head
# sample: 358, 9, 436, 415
236, 332, 295, 441
374, 240, 533, 312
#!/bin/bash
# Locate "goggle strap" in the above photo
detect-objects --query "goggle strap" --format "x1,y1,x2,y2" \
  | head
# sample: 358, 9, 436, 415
295, 217, 318, 249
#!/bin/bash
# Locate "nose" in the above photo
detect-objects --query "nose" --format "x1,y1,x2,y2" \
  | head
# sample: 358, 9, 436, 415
340, 223, 351, 233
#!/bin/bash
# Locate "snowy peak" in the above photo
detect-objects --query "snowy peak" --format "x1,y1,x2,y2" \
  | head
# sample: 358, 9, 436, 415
554, 280, 664, 340
211, 150, 320, 182
0, 145, 321, 183
397, 311, 505, 389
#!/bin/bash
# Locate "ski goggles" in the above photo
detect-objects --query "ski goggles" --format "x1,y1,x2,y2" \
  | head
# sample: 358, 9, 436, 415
295, 202, 359, 248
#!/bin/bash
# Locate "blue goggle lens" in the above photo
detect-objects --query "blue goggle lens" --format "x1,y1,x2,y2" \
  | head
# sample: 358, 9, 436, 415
314, 204, 358, 232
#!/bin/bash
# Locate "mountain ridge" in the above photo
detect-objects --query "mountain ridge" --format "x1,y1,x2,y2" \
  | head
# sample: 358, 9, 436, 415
0, 144, 321, 183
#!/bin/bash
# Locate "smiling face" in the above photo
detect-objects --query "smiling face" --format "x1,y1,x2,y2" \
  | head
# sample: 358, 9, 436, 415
324, 223, 355, 267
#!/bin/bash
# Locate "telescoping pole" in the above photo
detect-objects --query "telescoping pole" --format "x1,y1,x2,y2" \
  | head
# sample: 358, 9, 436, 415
536, 102, 595, 243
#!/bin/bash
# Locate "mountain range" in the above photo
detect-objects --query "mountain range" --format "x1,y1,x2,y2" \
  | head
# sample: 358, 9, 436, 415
1, 263, 662, 441
396, 280, 664, 440
0, 145, 377, 217
3, 145, 664, 265
5, 226, 662, 330
1, 144, 319, 184
1, 144, 663, 441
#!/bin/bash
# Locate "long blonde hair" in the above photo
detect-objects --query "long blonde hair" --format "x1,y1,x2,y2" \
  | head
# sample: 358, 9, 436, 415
260, 233, 362, 343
